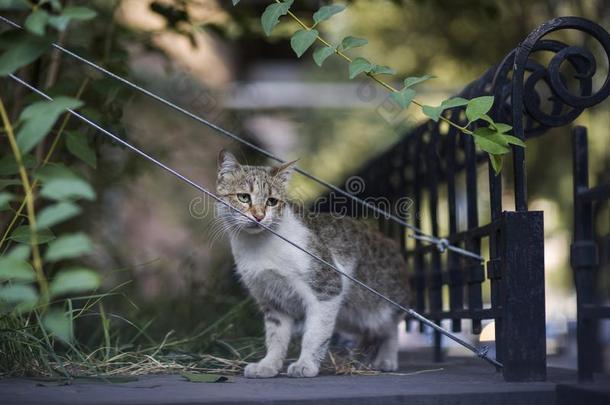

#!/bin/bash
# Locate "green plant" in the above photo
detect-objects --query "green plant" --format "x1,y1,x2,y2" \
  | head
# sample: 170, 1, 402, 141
233, 0, 525, 174
0, 1, 270, 378
0, 1, 101, 373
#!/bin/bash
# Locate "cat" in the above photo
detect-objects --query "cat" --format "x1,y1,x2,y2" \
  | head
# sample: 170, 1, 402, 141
215, 150, 410, 378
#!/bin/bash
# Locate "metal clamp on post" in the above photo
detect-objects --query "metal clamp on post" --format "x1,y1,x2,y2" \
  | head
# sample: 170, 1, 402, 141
486, 259, 502, 280
570, 240, 599, 269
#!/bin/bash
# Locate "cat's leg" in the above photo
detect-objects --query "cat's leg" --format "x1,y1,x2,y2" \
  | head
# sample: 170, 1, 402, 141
287, 301, 339, 377
371, 321, 399, 372
244, 308, 293, 378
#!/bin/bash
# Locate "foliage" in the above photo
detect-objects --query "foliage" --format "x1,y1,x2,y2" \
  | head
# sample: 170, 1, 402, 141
0, 1, 268, 378
0, 0, 101, 370
233, 0, 525, 174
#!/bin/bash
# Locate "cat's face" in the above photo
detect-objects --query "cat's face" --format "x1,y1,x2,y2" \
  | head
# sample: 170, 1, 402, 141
215, 150, 295, 235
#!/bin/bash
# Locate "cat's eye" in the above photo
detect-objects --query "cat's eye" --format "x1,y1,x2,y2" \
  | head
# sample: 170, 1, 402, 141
237, 193, 251, 204
266, 198, 279, 207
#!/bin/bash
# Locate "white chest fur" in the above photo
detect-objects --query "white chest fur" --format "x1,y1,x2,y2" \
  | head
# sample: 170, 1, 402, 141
229, 208, 312, 286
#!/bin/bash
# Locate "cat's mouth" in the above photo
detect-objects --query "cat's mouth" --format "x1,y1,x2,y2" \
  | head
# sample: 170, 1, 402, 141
243, 224, 264, 235
243, 219, 272, 233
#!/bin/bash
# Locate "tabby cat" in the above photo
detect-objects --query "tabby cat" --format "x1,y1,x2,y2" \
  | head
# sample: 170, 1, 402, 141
215, 150, 409, 378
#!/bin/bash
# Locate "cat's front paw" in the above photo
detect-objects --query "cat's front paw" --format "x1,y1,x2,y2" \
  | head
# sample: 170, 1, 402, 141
244, 361, 279, 378
287, 359, 319, 378
371, 356, 398, 372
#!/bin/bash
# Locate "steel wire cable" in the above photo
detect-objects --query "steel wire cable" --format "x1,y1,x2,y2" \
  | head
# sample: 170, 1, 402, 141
7, 72, 502, 369
0, 14, 484, 262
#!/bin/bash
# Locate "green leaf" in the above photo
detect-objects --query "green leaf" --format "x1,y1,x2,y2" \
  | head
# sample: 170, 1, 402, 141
66, 132, 97, 168
9, 225, 55, 245
0, 31, 51, 76
43, 0, 62, 12
403, 74, 435, 88
49, 268, 100, 298
478, 113, 494, 126
0, 1, 29, 11
25, 10, 49, 35
290, 29, 318, 58
441, 97, 469, 109
390, 88, 416, 109
370, 65, 396, 75
47, 15, 70, 31
6, 245, 30, 260
493, 123, 512, 134
0, 284, 38, 308
474, 136, 510, 154
312, 4, 345, 25
181, 372, 230, 383
43, 309, 73, 343
422, 97, 469, 122
465, 96, 494, 122
261, 0, 293, 36
340, 36, 367, 51
490, 154, 503, 175
472, 126, 499, 138
503, 135, 525, 147
45, 233, 93, 262
36, 164, 96, 201
0, 191, 14, 210
61, 6, 97, 20
0, 178, 22, 189
0, 154, 36, 176
472, 127, 510, 154
37, 201, 82, 228
17, 97, 84, 154
422, 105, 443, 122
348, 57, 373, 79
40, 177, 96, 201
0, 257, 35, 282
313, 46, 335, 67
35, 163, 77, 182
45, 7, 97, 31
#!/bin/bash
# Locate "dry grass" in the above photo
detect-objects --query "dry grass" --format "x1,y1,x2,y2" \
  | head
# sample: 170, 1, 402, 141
2, 296, 439, 380
39, 348, 382, 378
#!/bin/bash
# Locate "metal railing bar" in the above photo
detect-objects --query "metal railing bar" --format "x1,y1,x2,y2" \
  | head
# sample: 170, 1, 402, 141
577, 183, 610, 202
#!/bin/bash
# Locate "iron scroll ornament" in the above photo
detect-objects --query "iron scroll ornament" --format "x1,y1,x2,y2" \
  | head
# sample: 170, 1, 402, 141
492, 40, 596, 137
501, 17, 610, 211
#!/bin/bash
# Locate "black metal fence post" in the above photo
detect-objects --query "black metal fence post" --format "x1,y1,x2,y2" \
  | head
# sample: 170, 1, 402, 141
428, 127, 444, 362
500, 211, 546, 381
571, 126, 601, 381
445, 115, 463, 333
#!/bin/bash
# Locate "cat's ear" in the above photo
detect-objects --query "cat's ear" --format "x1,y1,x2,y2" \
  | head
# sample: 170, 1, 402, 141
218, 149, 240, 175
270, 159, 298, 183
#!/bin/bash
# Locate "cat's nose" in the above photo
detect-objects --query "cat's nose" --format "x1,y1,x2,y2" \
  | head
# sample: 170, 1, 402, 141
253, 212, 265, 222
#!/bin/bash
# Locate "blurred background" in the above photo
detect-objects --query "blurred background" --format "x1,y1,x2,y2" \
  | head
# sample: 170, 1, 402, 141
2, 0, 610, 370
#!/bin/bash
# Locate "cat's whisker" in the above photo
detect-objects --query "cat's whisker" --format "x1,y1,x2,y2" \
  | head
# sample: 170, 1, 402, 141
212, 221, 240, 245
207, 215, 243, 246
208, 217, 227, 237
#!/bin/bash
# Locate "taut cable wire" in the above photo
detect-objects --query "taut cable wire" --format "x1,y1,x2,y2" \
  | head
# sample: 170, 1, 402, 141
0, 14, 483, 262
7, 73, 502, 369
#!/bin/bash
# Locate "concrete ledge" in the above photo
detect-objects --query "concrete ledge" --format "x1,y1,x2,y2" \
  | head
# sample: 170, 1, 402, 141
556, 382, 610, 405
1, 357, 587, 405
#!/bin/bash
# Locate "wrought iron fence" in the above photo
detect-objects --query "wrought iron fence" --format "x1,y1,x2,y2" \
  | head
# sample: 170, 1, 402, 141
571, 125, 610, 381
319, 17, 610, 382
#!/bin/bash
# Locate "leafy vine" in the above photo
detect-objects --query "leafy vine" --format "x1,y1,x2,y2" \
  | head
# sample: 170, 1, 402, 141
233, 0, 525, 173
0, 1, 101, 345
